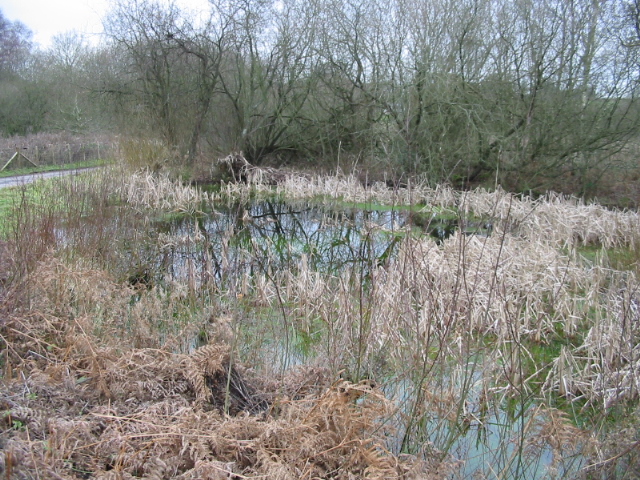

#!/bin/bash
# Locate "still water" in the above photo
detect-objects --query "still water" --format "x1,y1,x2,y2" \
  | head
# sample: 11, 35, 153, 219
138, 199, 585, 478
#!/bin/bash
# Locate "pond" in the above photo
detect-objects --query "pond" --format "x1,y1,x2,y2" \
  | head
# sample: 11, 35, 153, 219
126, 197, 586, 477
160, 198, 491, 288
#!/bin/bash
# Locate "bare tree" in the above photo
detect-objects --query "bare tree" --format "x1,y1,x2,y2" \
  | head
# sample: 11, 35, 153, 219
165, 10, 230, 163
104, 0, 187, 148
93, 0, 640, 194
0, 10, 32, 77
214, 0, 321, 163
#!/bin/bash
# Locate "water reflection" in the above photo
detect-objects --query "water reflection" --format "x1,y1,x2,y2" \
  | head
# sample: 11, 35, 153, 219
129, 199, 584, 478
162, 200, 411, 289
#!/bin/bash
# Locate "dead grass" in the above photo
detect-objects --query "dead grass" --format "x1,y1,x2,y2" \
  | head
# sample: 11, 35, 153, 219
1, 295, 429, 478
120, 170, 212, 215
2, 159, 640, 478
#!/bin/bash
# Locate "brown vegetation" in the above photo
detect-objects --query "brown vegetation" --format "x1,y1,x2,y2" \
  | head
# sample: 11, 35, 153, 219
0, 247, 433, 479
1, 161, 640, 478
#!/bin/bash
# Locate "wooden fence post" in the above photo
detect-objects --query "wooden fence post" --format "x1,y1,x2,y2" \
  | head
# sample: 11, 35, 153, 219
1, 152, 39, 171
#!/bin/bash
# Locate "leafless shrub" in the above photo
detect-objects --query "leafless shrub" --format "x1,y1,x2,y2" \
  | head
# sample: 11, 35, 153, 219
116, 137, 173, 171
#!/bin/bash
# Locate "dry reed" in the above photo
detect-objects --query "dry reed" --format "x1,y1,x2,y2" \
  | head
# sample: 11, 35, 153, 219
2, 162, 640, 478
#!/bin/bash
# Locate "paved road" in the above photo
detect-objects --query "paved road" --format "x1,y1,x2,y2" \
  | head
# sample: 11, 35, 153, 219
0, 168, 96, 189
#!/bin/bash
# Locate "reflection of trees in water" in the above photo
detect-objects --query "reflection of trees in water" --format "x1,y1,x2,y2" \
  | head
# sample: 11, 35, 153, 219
163, 200, 410, 291
147, 200, 495, 292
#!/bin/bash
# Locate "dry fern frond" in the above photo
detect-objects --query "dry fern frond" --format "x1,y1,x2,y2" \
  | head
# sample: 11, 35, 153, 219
526, 406, 594, 469
184, 343, 231, 404
182, 344, 268, 414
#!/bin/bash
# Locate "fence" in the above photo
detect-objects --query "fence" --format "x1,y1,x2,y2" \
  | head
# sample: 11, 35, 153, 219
0, 141, 116, 170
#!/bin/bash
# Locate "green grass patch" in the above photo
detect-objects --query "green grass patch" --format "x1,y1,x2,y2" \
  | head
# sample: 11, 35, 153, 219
0, 181, 55, 213
0, 191, 40, 238
0, 184, 41, 237
326, 198, 458, 219
340, 199, 429, 212
579, 244, 640, 275
0, 159, 108, 178
0, 166, 111, 237
0, 188, 15, 219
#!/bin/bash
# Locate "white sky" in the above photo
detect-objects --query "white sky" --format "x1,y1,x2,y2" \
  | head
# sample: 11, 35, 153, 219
1, 0, 211, 48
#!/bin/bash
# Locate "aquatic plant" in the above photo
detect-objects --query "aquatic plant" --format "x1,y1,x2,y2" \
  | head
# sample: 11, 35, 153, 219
1, 164, 640, 478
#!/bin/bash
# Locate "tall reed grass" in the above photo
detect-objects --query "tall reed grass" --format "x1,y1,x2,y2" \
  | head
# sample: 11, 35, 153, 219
1, 164, 639, 478
215, 169, 640, 477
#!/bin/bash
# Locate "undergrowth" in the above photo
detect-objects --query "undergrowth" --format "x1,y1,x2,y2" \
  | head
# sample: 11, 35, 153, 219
1, 155, 639, 478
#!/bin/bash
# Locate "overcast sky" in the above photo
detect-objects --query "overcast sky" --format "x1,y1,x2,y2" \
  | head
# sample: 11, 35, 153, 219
1, 0, 211, 48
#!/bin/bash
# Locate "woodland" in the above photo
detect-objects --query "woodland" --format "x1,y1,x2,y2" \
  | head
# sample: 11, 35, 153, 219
2, 0, 640, 200
1, 1, 640, 479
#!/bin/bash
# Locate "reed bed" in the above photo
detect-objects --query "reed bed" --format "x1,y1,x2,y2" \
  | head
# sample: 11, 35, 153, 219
1, 164, 640, 478
120, 170, 212, 214
235, 171, 640, 249
218, 167, 640, 476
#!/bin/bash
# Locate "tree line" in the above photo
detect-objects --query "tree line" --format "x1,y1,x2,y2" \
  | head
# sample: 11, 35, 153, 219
3, 0, 640, 195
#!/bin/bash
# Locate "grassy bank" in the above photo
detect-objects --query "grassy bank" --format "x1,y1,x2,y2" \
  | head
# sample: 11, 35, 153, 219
0, 158, 107, 178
